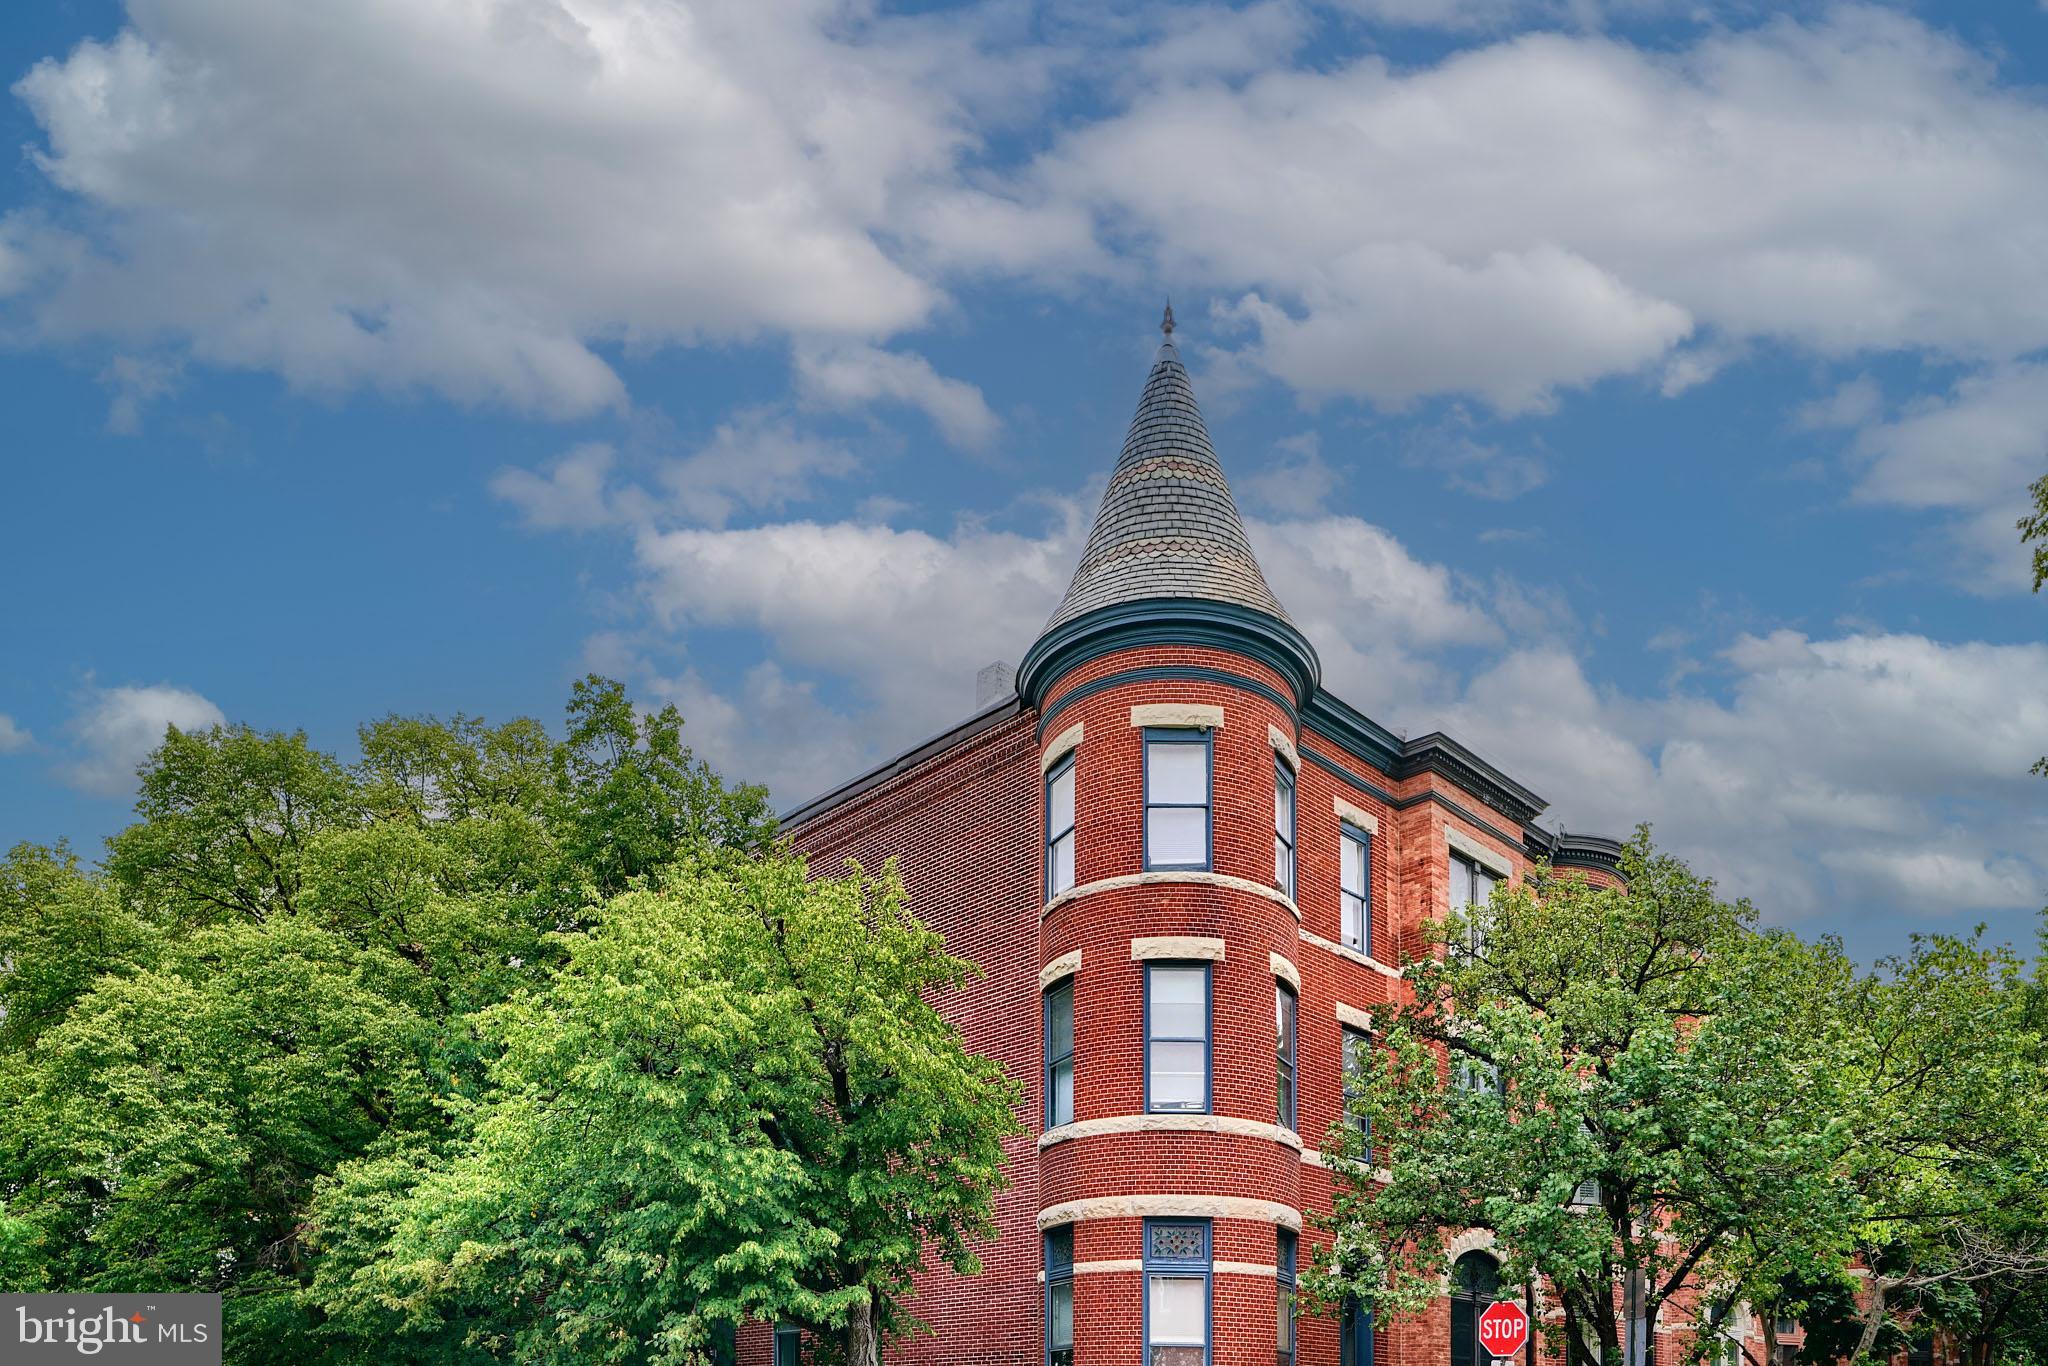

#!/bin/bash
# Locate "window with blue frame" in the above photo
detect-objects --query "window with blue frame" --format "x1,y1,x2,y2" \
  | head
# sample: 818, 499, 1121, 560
1046, 752, 1077, 897
1045, 978, 1075, 1128
775, 1323, 801, 1366
1145, 962, 1210, 1113
1144, 728, 1211, 870
1342, 1025, 1372, 1148
1275, 981, 1297, 1131
1046, 1225, 1074, 1366
1144, 1218, 1210, 1366
1276, 1228, 1297, 1366
1340, 824, 1371, 956
1273, 757, 1296, 897
1341, 1297, 1374, 1366
1450, 851, 1499, 957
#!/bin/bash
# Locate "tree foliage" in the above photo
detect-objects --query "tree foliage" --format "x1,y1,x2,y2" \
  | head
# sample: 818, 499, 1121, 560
0, 678, 1035, 1366
1308, 828, 2047, 1366
305, 855, 1020, 1365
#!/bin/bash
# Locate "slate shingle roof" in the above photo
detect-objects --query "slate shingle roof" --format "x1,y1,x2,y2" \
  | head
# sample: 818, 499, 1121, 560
1042, 335, 1293, 634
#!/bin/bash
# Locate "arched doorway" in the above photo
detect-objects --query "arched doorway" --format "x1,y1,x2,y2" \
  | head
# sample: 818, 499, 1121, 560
1449, 1251, 1501, 1366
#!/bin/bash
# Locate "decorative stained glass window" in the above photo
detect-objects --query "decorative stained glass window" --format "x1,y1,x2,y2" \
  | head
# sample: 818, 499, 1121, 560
1144, 1219, 1210, 1366
1046, 1226, 1074, 1366
1277, 1228, 1297, 1364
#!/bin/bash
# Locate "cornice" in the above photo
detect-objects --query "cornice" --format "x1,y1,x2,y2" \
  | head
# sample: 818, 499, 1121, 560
1018, 597, 1322, 712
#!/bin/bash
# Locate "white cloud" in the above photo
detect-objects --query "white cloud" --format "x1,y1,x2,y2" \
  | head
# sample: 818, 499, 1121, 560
530, 454, 2046, 932
0, 715, 33, 753
491, 442, 627, 532
1011, 9, 2048, 409
99, 352, 179, 434
7, 0, 1029, 413
493, 411, 861, 532
1840, 362, 2048, 590
793, 343, 1000, 452
1439, 631, 2048, 923
61, 682, 225, 797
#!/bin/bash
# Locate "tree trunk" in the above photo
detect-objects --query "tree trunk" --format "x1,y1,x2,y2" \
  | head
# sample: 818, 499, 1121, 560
845, 1294, 880, 1366
1850, 1278, 1891, 1362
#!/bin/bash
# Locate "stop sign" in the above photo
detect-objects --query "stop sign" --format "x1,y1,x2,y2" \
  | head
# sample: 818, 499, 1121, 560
1477, 1300, 1531, 1359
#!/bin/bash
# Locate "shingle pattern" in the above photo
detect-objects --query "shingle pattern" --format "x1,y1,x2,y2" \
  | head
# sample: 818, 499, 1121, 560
1042, 338, 1294, 633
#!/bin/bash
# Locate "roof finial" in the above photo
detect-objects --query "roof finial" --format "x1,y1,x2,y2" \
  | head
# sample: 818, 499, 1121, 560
1161, 299, 1175, 338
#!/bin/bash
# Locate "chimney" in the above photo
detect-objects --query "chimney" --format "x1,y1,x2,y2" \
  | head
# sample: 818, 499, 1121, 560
976, 661, 1016, 709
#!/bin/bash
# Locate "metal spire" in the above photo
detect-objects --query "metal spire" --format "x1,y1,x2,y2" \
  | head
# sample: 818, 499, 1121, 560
1161, 300, 1175, 337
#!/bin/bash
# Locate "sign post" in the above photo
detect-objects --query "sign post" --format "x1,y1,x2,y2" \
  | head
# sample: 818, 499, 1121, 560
1478, 1300, 1531, 1366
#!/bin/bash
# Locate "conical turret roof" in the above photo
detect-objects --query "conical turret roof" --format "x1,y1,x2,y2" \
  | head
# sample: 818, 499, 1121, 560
1042, 317, 1293, 634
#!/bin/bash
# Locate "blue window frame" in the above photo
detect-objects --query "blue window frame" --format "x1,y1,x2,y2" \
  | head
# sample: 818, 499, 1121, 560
1046, 752, 1077, 898
775, 1323, 801, 1366
1277, 1228, 1297, 1365
1276, 980, 1297, 1131
1450, 851, 1498, 957
1145, 962, 1210, 1114
1143, 1218, 1211, 1366
1046, 1225, 1074, 1366
1143, 728, 1211, 871
1341, 1297, 1374, 1366
1341, 823, 1371, 956
1274, 757, 1296, 897
1045, 977, 1075, 1129
1342, 1025, 1372, 1148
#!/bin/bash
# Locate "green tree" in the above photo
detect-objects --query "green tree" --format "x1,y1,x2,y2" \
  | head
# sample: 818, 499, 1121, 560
547, 675, 776, 904
0, 920, 441, 1354
0, 677, 779, 1356
1307, 831, 1857, 1366
0, 841, 155, 1051
107, 724, 359, 925
306, 853, 1021, 1366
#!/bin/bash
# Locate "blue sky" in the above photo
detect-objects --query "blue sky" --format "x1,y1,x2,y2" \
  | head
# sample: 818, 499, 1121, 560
3, 0, 2046, 959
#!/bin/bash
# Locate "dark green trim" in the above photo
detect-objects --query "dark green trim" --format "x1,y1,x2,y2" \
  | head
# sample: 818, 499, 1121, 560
1299, 744, 1527, 853
1017, 598, 1321, 711
1299, 692, 1404, 772
1398, 732, 1547, 826
1524, 827, 1628, 880
1037, 665, 1297, 739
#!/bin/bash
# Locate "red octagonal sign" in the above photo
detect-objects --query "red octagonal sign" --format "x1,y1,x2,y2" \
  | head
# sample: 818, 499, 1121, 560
1478, 1301, 1531, 1359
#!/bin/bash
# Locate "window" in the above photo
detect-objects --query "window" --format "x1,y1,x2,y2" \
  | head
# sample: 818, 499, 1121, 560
1046, 1226, 1074, 1366
1144, 729, 1211, 871
1450, 1253, 1501, 1366
1341, 825, 1371, 956
1144, 1219, 1210, 1366
776, 1323, 801, 1366
1342, 1298, 1374, 1366
1450, 852, 1499, 956
1045, 978, 1075, 1128
1276, 982, 1297, 1131
1146, 963, 1210, 1113
1342, 1025, 1372, 1145
1455, 1050, 1501, 1096
1706, 1306, 1744, 1366
1274, 758, 1296, 897
1047, 753, 1077, 897
1277, 1228, 1297, 1366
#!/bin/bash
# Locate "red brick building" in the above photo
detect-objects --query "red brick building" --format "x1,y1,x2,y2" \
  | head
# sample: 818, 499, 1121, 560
767, 312, 1635, 1366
